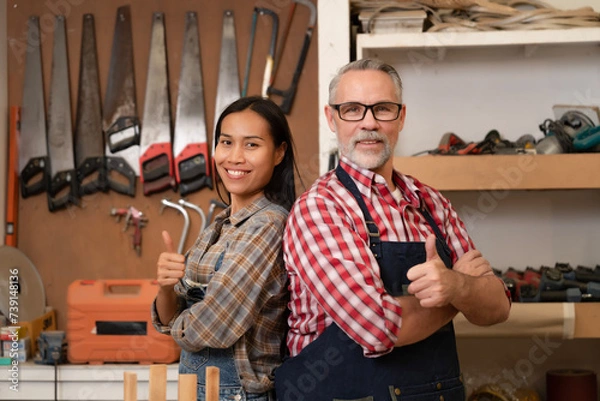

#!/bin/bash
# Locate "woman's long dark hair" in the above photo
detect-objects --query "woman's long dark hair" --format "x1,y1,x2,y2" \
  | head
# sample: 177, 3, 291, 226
213, 96, 298, 211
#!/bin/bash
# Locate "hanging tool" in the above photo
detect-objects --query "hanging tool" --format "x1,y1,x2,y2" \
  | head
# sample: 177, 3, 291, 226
103, 5, 138, 196
160, 199, 190, 254
46, 15, 79, 212
267, 0, 316, 114
75, 14, 107, 196
178, 198, 207, 232
204, 199, 228, 230
173, 12, 212, 196
242, 7, 279, 98
5, 107, 20, 246
109, 206, 148, 256
212, 11, 241, 161
139, 13, 176, 196
19, 16, 49, 198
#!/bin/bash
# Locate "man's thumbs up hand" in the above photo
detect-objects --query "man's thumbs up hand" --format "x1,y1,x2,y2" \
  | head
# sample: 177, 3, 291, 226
407, 234, 457, 308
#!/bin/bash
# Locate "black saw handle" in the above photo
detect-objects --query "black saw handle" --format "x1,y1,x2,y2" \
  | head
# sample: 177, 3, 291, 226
105, 116, 140, 153
20, 156, 50, 198
106, 156, 136, 197
77, 156, 108, 195
47, 169, 80, 212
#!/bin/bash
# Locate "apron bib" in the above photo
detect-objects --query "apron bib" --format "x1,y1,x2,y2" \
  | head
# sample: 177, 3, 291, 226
275, 166, 465, 401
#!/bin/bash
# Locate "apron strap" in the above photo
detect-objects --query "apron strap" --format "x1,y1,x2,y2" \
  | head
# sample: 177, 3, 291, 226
335, 164, 451, 261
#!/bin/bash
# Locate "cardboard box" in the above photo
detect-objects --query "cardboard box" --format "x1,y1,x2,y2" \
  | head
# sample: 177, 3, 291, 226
17, 307, 56, 356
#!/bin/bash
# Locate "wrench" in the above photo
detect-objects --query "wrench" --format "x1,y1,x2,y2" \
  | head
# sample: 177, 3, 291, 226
160, 199, 190, 254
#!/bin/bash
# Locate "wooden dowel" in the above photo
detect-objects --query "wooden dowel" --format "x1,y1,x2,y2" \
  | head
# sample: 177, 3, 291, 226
178, 373, 197, 401
149, 364, 168, 401
123, 371, 137, 401
206, 366, 220, 401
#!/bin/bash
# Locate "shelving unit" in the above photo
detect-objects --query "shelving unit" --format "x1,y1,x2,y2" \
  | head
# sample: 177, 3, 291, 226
356, 27, 600, 57
394, 153, 600, 191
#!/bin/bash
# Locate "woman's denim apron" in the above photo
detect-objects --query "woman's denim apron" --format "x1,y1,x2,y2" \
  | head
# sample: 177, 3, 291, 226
178, 252, 275, 401
274, 166, 465, 401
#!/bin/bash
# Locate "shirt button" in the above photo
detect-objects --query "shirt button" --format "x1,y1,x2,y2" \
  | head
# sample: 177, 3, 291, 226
439, 396, 445, 401
437, 382, 442, 390
394, 388, 401, 395
234, 395, 241, 401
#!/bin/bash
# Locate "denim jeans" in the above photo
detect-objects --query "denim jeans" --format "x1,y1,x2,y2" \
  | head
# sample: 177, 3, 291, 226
179, 347, 274, 401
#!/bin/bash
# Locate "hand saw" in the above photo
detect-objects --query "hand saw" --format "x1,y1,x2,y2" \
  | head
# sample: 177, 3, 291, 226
46, 15, 79, 212
212, 10, 241, 174
74, 14, 107, 196
139, 12, 176, 196
173, 11, 212, 196
242, 8, 278, 98
267, 0, 316, 114
103, 5, 138, 197
19, 16, 49, 198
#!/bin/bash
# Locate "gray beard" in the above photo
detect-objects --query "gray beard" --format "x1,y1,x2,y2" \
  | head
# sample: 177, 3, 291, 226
339, 130, 392, 170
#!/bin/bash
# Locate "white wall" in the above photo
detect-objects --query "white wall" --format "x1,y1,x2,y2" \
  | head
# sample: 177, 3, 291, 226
1, 0, 7, 246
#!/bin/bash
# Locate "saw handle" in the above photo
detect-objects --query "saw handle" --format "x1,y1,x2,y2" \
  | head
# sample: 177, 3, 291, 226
105, 116, 140, 153
106, 156, 136, 197
143, 175, 176, 196
77, 156, 108, 195
20, 156, 50, 198
47, 169, 80, 212
180, 176, 213, 197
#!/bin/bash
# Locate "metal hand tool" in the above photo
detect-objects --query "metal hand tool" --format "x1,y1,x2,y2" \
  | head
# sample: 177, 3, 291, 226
5, 107, 20, 246
19, 16, 49, 198
267, 0, 316, 114
75, 14, 107, 196
160, 199, 190, 254
103, 5, 138, 196
47, 15, 79, 212
178, 198, 206, 232
242, 8, 279, 98
212, 11, 241, 159
204, 199, 228, 230
173, 12, 212, 196
139, 13, 176, 196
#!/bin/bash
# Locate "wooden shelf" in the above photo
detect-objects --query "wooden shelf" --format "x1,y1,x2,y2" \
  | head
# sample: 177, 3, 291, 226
454, 302, 600, 339
394, 153, 600, 191
356, 27, 600, 57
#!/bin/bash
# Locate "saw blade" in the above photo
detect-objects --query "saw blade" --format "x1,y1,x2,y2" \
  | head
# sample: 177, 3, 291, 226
212, 10, 241, 157
103, 5, 138, 196
173, 11, 212, 195
18, 16, 49, 198
74, 14, 107, 196
139, 12, 175, 195
0, 246, 46, 323
47, 15, 79, 211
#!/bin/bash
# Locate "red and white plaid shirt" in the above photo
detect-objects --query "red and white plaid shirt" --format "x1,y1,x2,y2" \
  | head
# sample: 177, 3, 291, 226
283, 158, 474, 358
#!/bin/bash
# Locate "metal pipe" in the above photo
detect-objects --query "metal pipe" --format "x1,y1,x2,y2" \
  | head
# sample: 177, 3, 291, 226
160, 198, 190, 254
178, 198, 206, 232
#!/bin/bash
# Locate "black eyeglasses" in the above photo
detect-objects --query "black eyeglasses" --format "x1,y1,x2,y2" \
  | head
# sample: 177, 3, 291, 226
330, 102, 403, 121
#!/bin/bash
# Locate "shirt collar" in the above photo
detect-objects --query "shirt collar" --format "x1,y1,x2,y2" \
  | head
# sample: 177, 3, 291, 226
338, 156, 421, 208
214, 196, 273, 227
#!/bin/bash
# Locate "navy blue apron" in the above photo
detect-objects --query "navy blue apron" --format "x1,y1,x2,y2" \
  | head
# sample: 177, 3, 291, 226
275, 166, 465, 401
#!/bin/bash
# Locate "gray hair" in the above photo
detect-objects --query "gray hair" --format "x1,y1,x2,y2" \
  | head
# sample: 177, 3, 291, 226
328, 58, 403, 104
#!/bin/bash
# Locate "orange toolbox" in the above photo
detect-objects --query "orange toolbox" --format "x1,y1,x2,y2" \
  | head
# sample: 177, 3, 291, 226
67, 279, 180, 364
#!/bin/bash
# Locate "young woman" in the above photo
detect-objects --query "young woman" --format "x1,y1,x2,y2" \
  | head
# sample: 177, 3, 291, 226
152, 96, 298, 401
